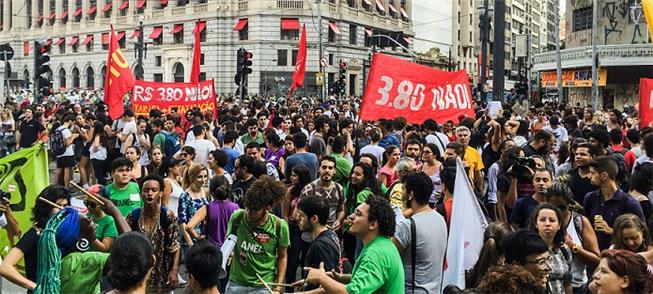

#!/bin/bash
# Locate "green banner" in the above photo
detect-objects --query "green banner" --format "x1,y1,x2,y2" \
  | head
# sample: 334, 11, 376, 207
0, 143, 50, 256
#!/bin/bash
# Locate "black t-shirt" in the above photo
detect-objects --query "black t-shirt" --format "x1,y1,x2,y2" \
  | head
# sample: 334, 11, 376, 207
15, 227, 39, 287
569, 168, 596, 204
522, 144, 538, 157
18, 119, 45, 147
231, 176, 256, 207
303, 230, 340, 290
482, 144, 501, 172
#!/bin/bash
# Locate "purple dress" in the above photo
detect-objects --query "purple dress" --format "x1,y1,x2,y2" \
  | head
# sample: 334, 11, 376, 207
205, 200, 240, 247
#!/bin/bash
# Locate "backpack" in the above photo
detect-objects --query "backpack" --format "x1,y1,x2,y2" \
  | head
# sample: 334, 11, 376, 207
163, 132, 181, 159
610, 151, 630, 191
49, 127, 67, 156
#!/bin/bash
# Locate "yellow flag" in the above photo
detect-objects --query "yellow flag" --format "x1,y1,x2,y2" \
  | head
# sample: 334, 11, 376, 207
0, 143, 50, 255
643, 0, 653, 41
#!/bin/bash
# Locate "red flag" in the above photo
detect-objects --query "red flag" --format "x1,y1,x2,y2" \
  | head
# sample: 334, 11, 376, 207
640, 78, 653, 128
104, 25, 135, 120
288, 24, 307, 97
190, 21, 203, 84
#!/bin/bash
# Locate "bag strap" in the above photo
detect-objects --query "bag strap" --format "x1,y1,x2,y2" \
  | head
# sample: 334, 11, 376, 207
230, 210, 245, 235
410, 217, 416, 294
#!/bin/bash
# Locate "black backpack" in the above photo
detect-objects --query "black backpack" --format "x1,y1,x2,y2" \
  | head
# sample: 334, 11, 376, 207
49, 127, 67, 156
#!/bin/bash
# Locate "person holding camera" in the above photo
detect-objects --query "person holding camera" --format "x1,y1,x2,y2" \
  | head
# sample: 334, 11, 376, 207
509, 168, 554, 229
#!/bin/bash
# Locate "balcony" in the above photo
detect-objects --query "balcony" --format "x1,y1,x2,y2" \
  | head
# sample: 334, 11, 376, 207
277, 0, 303, 9
533, 44, 653, 71
346, 6, 359, 16
194, 4, 208, 12
172, 7, 185, 15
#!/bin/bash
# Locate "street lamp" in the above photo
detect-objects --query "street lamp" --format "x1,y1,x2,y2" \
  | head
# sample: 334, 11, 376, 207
134, 14, 146, 80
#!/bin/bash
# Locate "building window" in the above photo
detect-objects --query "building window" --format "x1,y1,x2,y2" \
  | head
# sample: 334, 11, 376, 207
277, 50, 288, 66
362, 0, 371, 11
59, 43, 65, 54
573, 7, 592, 32
177, 0, 188, 6
328, 27, 336, 43
457, 30, 460, 41
199, 22, 207, 42
88, 0, 97, 20
239, 24, 248, 40
173, 24, 184, 44
152, 26, 163, 45
280, 18, 300, 40
72, 42, 78, 53
155, 56, 162, 66
347, 0, 357, 7
154, 73, 163, 82
102, 33, 109, 50
292, 50, 298, 65
329, 53, 334, 65
200, 53, 205, 65
349, 24, 357, 45
103, 0, 112, 18
199, 72, 206, 81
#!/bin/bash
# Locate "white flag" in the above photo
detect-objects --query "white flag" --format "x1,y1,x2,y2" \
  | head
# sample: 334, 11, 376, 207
442, 158, 489, 288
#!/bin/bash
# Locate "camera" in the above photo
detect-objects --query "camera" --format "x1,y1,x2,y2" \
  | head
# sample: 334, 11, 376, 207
508, 157, 537, 180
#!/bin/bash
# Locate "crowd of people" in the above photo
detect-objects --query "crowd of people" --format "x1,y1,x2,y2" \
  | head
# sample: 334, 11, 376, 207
0, 90, 651, 294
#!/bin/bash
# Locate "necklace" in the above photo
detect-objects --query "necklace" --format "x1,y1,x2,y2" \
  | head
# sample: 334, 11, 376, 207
139, 208, 160, 237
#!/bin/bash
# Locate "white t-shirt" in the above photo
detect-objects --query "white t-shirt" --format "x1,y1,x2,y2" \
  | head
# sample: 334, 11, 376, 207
185, 138, 216, 165
425, 132, 450, 157
119, 119, 137, 154
56, 126, 75, 158
360, 144, 385, 165
543, 125, 568, 153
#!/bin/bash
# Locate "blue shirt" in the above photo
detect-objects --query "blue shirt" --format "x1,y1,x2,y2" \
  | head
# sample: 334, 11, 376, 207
285, 152, 319, 181
221, 147, 241, 174
509, 196, 541, 228
583, 189, 644, 250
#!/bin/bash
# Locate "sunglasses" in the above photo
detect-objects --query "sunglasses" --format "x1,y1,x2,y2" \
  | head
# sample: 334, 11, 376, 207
84, 200, 98, 208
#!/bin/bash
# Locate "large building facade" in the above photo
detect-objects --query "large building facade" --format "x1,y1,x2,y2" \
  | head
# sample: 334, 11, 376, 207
533, 0, 653, 109
0, 0, 414, 97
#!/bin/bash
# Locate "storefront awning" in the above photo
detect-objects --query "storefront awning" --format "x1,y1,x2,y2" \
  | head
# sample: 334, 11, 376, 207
81, 35, 94, 45
88, 4, 97, 14
170, 24, 184, 34
329, 21, 341, 35
119, 0, 129, 10
68, 36, 79, 46
234, 19, 248, 31
375, 0, 385, 12
281, 18, 299, 30
55, 37, 65, 46
116, 31, 126, 41
400, 7, 408, 18
136, 0, 146, 8
149, 27, 163, 39
102, 2, 113, 12
130, 30, 140, 39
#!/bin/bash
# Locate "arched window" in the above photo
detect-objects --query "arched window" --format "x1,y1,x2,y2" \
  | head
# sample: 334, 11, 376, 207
86, 67, 95, 88
100, 65, 106, 88
59, 68, 66, 89
23, 69, 30, 84
72, 67, 80, 88
173, 63, 184, 83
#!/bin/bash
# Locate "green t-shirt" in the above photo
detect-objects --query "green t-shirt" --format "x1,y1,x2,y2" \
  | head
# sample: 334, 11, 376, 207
346, 236, 405, 294
89, 213, 119, 240
106, 182, 142, 217
227, 209, 290, 286
331, 153, 352, 187
153, 133, 166, 152
344, 184, 388, 215
60, 252, 110, 294
241, 132, 264, 145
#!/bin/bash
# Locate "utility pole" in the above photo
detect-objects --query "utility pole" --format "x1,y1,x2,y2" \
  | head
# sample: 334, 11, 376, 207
135, 15, 146, 80
526, 30, 531, 101
479, 0, 490, 102
591, 0, 599, 109
317, 0, 325, 100
492, 0, 505, 101
555, 14, 563, 103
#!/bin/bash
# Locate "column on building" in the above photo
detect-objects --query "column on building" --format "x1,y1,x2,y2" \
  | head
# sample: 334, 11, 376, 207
3, 0, 11, 32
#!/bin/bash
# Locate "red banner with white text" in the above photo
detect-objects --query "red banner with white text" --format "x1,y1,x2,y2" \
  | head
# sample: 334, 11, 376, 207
640, 78, 653, 128
132, 80, 217, 117
361, 53, 475, 124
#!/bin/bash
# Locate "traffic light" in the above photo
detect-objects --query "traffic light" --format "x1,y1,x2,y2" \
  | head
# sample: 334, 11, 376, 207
235, 48, 253, 97
336, 61, 347, 97
34, 40, 52, 100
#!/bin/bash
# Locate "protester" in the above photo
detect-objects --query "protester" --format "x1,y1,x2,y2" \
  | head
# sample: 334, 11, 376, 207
184, 240, 226, 294
392, 172, 447, 293
503, 230, 552, 290
303, 196, 404, 293
225, 176, 289, 294
299, 156, 345, 231
179, 164, 210, 249
186, 175, 237, 248
105, 232, 156, 294
103, 157, 142, 217
125, 146, 148, 183
588, 250, 653, 294
126, 175, 181, 293
377, 145, 400, 188
466, 222, 514, 288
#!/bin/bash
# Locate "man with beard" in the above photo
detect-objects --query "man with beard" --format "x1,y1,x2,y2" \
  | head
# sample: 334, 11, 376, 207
523, 130, 555, 172
16, 107, 46, 150
240, 118, 264, 145
568, 143, 598, 204
295, 196, 341, 291
231, 155, 257, 207
404, 139, 422, 166
125, 175, 181, 293
588, 128, 630, 191
392, 172, 447, 293
509, 169, 553, 229
300, 156, 345, 231
455, 126, 484, 191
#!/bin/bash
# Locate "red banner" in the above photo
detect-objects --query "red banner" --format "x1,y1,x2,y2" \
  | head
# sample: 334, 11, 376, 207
640, 78, 653, 128
132, 80, 217, 117
361, 53, 475, 124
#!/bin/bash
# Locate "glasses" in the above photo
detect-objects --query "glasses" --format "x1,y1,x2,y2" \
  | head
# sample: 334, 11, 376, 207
422, 150, 432, 154
525, 256, 552, 268
84, 201, 98, 208
180, 153, 189, 157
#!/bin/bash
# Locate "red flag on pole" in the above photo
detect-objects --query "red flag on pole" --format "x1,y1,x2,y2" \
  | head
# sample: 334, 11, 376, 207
639, 78, 653, 128
104, 25, 135, 120
190, 21, 203, 84
288, 24, 307, 97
